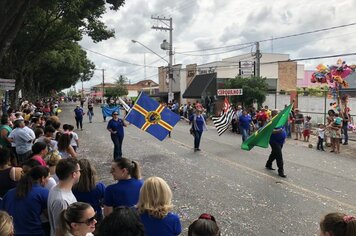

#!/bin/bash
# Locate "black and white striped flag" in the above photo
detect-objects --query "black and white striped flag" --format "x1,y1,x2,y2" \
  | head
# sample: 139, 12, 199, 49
212, 98, 234, 136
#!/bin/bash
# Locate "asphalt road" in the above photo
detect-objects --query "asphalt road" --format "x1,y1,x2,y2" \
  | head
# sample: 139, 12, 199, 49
59, 103, 356, 236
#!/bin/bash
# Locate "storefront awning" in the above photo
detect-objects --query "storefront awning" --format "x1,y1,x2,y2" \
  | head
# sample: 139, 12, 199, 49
183, 73, 217, 98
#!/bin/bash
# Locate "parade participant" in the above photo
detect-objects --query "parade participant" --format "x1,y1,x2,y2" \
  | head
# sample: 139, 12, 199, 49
60, 202, 97, 236
48, 158, 80, 236
73, 159, 105, 223
137, 176, 182, 236
293, 108, 304, 140
256, 108, 268, 128
74, 105, 84, 130
239, 109, 254, 142
189, 108, 207, 152
319, 212, 356, 236
107, 111, 127, 160
1, 166, 49, 236
103, 158, 143, 216
96, 206, 145, 236
87, 103, 94, 123
265, 110, 287, 178
0, 148, 22, 198
0, 210, 14, 236
188, 213, 221, 236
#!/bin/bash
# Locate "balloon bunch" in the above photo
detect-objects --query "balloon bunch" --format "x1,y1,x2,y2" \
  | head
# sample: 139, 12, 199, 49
311, 59, 355, 88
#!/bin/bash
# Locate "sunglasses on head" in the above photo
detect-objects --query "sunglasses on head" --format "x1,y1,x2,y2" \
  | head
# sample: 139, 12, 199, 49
75, 214, 96, 226
113, 113, 118, 115
199, 213, 216, 222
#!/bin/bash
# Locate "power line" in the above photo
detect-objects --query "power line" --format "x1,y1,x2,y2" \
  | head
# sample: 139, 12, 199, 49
176, 22, 356, 53
175, 44, 253, 56
82, 46, 160, 68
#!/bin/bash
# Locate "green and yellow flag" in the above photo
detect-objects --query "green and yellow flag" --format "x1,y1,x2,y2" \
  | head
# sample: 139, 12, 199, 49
241, 104, 293, 151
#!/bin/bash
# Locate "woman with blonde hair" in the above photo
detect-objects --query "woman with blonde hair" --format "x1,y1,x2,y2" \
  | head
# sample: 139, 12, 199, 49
60, 202, 97, 236
137, 176, 181, 236
0, 210, 14, 236
73, 159, 105, 222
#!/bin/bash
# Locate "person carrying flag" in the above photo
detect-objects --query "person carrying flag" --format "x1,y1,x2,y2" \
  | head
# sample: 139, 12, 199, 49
107, 111, 127, 160
265, 110, 287, 178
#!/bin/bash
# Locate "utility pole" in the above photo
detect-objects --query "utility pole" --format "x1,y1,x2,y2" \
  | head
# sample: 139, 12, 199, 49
254, 42, 262, 78
151, 16, 173, 102
101, 69, 105, 104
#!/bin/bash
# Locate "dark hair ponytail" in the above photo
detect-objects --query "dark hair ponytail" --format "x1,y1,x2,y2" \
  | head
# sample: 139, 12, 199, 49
16, 166, 49, 198
114, 158, 141, 179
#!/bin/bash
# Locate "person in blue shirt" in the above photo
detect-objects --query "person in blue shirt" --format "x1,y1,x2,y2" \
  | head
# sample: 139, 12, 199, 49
72, 159, 105, 223
1, 166, 50, 235
107, 111, 127, 160
189, 108, 207, 152
265, 110, 287, 178
103, 158, 143, 217
239, 110, 254, 142
137, 176, 182, 236
74, 105, 84, 130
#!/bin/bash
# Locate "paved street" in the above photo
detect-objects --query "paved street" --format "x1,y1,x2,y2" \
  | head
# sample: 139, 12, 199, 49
59, 103, 356, 236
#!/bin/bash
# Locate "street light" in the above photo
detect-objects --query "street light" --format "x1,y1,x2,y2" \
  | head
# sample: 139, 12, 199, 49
131, 40, 169, 63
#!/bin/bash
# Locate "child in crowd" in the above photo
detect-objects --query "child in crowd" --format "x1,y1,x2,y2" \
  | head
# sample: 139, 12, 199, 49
137, 176, 182, 236
68, 125, 79, 152
303, 116, 312, 142
188, 213, 221, 236
319, 212, 356, 236
317, 124, 325, 151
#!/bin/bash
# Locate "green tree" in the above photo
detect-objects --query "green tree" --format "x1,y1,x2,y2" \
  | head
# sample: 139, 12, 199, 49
105, 75, 128, 98
0, 0, 125, 104
224, 76, 268, 107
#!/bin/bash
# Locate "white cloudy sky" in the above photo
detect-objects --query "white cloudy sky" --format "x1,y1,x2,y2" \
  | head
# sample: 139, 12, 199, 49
77, 0, 356, 90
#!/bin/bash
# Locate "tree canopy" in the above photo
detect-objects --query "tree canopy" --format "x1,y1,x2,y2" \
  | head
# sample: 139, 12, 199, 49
223, 76, 268, 108
0, 0, 125, 104
105, 75, 128, 98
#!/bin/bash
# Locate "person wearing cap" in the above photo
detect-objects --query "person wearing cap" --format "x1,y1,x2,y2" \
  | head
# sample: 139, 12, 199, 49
189, 108, 207, 152
107, 111, 127, 160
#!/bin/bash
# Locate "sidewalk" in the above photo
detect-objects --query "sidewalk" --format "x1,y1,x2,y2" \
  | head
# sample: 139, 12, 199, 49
204, 118, 356, 158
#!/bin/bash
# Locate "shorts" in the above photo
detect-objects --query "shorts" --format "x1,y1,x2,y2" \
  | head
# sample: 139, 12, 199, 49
303, 129, 310, 137
295, 124, 303, 133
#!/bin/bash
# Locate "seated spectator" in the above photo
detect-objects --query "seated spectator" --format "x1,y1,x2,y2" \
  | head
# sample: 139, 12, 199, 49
104, 158, 143, 216
0, 210, 14, 236
96, 206, 145, 236
73, 159, 105, 223
137, 176, 182, 236
320, 212, 356, 236
60, 202, 97, 236
0, 148, 22, 198
188, 213, 221, 236
1, 166, 49, 235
